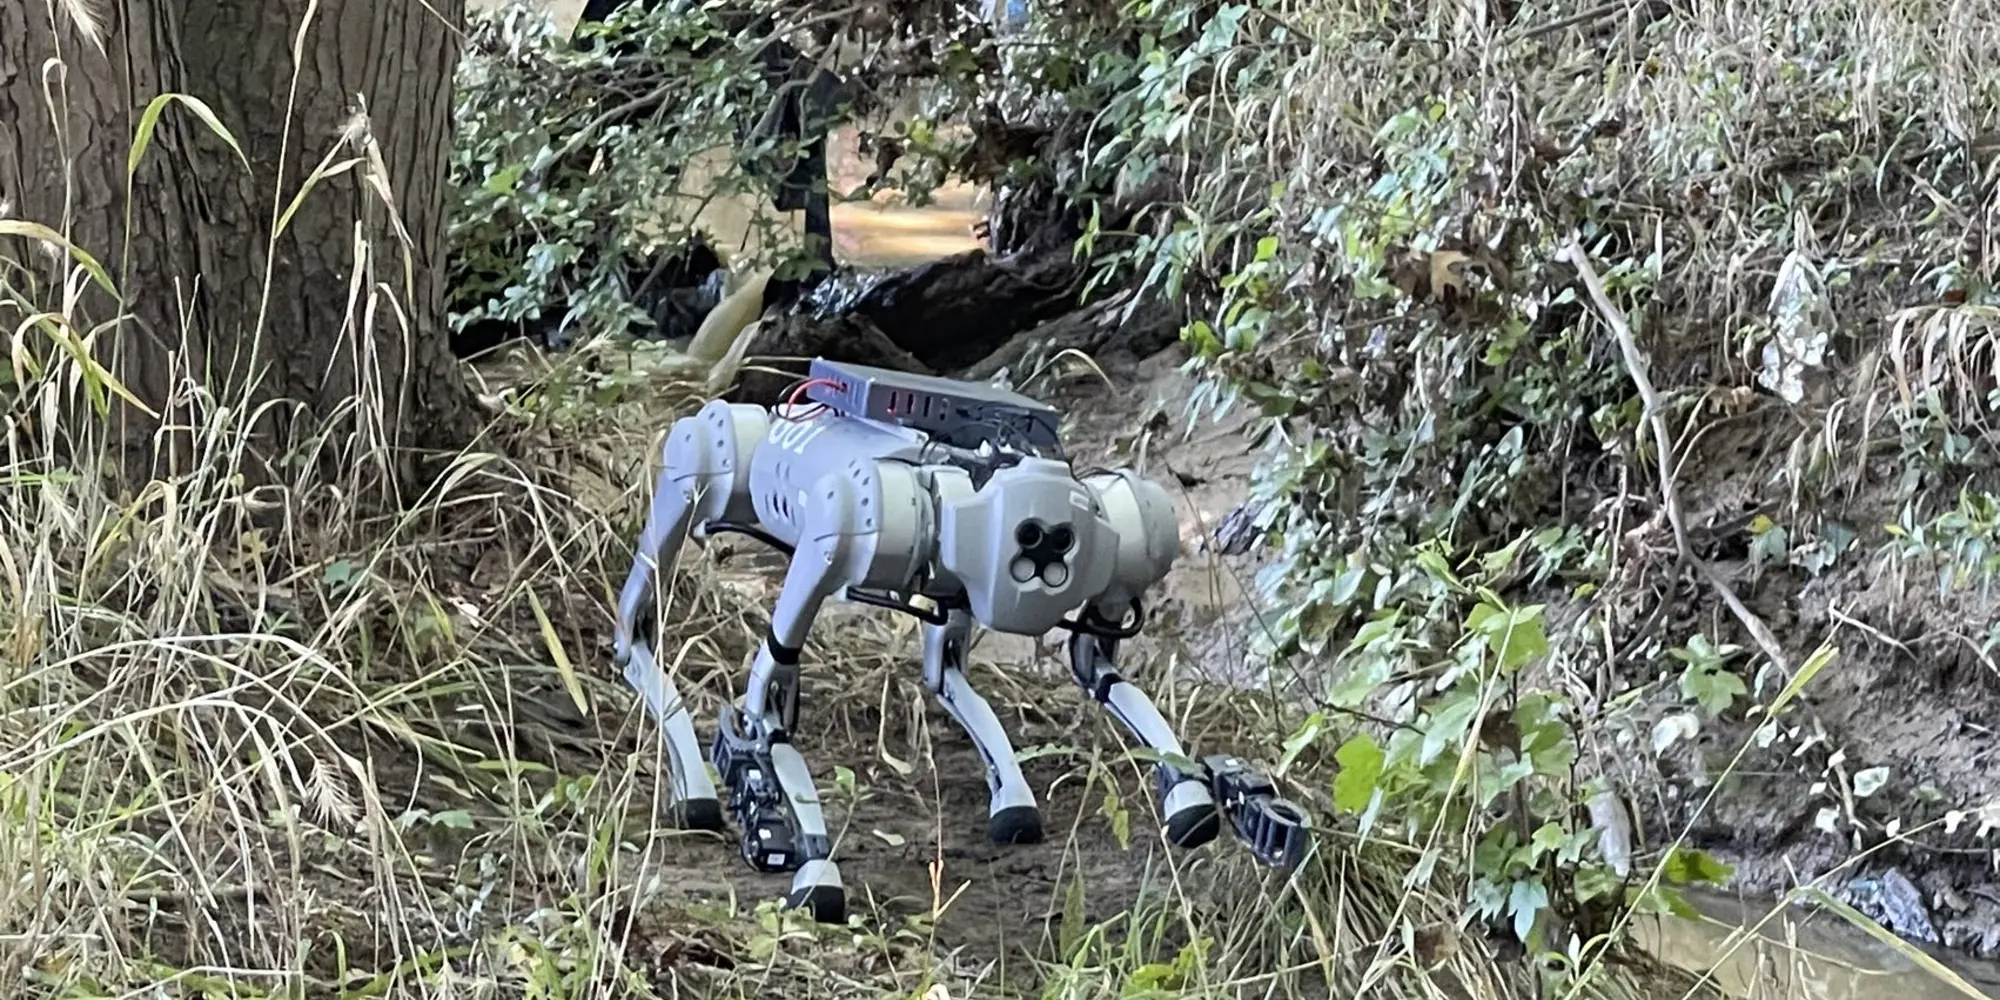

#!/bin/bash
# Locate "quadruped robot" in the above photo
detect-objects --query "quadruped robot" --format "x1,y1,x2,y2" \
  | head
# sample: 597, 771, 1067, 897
612, 358, 1310, 922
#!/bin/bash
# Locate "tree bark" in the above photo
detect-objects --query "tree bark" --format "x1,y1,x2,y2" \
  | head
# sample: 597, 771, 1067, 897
0, 0, 477, 499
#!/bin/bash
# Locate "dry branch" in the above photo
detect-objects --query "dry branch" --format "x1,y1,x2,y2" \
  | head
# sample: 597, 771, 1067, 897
1560, 240, 1795, 680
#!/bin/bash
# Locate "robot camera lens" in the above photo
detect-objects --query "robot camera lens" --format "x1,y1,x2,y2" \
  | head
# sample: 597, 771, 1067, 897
1015, 521, 1044, 548
1048, 525, 1074, 551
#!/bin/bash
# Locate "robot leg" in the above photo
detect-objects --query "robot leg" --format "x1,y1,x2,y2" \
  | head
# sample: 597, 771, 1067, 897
923, 609, 1044, 845
1066, 610, 1311, 871
713, 460, 929, 924
615, 401, 770, 831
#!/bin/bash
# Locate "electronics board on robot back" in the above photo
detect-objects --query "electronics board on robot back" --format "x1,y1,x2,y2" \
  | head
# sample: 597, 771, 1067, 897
612, 358, 1311, 925
802, 357, 1065, 454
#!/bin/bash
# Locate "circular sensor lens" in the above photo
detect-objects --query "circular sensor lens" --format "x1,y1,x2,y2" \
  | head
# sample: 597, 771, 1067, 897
1015, 521, 1045, 548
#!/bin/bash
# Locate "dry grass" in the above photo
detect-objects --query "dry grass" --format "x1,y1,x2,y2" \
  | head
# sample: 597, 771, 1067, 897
25, 0, 1995, 995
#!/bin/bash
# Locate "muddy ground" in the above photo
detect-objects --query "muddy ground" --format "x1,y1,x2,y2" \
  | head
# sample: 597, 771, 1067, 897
1622, 415, 2000, 959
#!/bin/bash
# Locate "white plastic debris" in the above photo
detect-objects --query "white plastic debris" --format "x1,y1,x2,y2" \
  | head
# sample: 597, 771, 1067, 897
1759, 248, 1834, 404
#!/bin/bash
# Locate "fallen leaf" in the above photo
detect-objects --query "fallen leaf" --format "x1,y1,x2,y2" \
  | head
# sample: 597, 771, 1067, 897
1587, 788, 1633, 877
1853, 766, 1890, 799
880, 749, 915, 776
1651, 712, 1700, 754
872, 829, 907, 847
1429, 250, 1470, 299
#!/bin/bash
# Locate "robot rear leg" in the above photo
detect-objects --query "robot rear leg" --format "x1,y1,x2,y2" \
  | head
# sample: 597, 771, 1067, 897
710, 660, 843, 921
709, 465, 924, 924
924, 610, 1044, 845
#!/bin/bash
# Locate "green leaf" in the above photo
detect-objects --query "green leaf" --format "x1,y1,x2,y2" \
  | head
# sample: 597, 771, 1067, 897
1628, 882, 1703, 920
1332, 733, 1384, 813
431, 809, 473, 830
1478, 532, 1530, 577
1414, 546, 1461, 588
1470, 602, 1550, 673
1574, 864, 1623, 902
1276, 712, 1325, 777
129, 92, 250, 179
1680, 662, 1747, 716
0, 220, 121, 300
1344, 608, 1404, 652
322, 559, 360, 591
484, 162, 526, 195
1528, 822, 1567, 860
1659, 846, 1735, 886
1769, 642, 1838, 716
1508, 877, 1548, 943
1420, 691, 1481, 766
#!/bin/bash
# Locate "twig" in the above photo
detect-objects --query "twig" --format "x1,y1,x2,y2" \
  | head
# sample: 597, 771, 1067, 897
1559, 240, 1795, 679
1503, 0, 1635, 44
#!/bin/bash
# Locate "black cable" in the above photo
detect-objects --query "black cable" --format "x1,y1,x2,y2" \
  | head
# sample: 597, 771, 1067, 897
702, 520, 794, 556
845, 588, 963, 627
1060, 598, 1145, 640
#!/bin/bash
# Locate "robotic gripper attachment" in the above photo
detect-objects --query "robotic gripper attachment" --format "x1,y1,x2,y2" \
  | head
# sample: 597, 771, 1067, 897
613, 359, 1313, 925
1064, 604, 1310, 871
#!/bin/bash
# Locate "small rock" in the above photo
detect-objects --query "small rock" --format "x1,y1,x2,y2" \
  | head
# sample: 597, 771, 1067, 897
1850, 868, 1942, 945
1213, 500, 1265, 556
1937, 884, 1972, 914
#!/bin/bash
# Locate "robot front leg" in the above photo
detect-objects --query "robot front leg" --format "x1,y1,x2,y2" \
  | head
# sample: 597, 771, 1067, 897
1066, 605, 1311, 871
924, 610, 1044, 845
615, 401, 771, 832
709, 473, 887, 924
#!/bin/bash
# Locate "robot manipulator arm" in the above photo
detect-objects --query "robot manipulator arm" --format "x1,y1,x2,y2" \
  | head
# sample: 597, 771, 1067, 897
1067, 469, 1312, 872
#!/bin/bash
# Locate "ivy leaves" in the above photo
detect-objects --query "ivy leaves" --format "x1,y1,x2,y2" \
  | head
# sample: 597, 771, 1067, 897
1466, 597, 1549, 675
1332, 732, 1384, 817
1671, 633, 1747, 716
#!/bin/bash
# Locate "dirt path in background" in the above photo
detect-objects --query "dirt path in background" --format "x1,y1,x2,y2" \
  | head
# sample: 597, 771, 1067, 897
472, 0, 987, 273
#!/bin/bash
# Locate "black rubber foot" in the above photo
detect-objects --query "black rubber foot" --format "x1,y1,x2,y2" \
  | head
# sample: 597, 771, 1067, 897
1167, 805, 1222, 850
786, 883, 847, 924
674, 797, 727, 832
989, 805, 1045, 845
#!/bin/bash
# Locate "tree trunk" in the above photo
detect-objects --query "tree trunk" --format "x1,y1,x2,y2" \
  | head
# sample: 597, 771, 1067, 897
0, 0, 477, 499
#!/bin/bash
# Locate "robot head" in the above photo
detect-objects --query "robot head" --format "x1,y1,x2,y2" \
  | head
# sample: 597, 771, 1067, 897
936, 458, 1182, 635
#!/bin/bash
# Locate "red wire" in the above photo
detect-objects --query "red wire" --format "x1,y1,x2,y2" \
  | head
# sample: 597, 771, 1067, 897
778, 377, 842, 422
